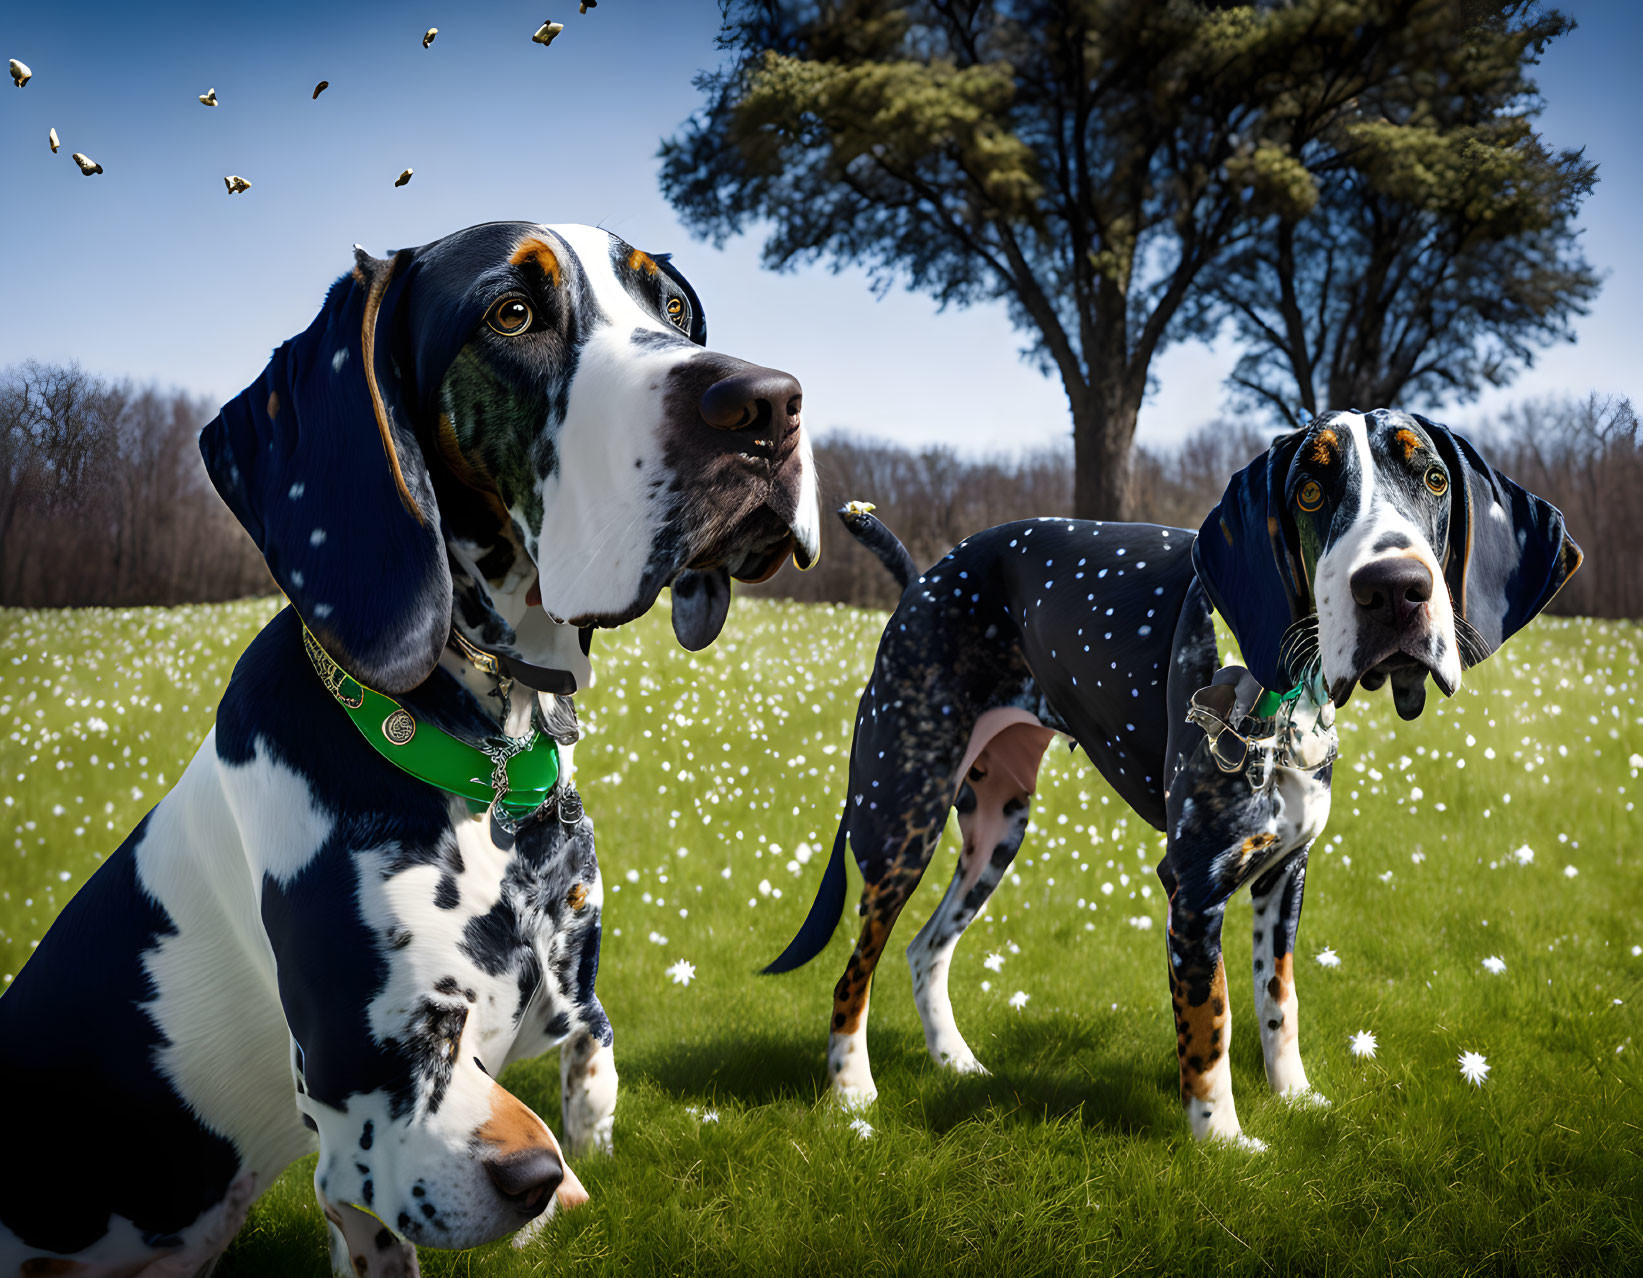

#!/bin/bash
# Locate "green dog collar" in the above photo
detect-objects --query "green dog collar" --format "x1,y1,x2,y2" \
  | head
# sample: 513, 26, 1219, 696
1252, 672, 1329, 720
302, 626, 559, 819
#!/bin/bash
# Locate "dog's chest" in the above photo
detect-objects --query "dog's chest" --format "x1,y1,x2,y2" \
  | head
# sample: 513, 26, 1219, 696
1273, 764, 1332, 854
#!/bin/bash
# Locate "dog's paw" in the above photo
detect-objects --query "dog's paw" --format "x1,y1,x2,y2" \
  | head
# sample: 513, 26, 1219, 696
830, 1080, 878, 1111
1281, 1086, 1331, 1110
1222, 1130, 1269, 1153
935, 1047, 990, 1077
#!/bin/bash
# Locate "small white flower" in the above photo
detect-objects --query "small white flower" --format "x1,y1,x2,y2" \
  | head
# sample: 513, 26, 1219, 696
1009, 990, 1030, 1009
700, 1109, 720, 1123
1481, 955, 1507, 975
1563, 864, 1579, 878
983, 951, 1005, 972
1127, 915, 1154, 930
666, 959, 696, 986
647, 930, 669, 946
1349, 1030, 1377, 1059
849, 1116, 874, 1140
1458, 1050, 1490, 1086
1316, 946, 1341, 968
980, 980, 991, 992
1512, 844, 1535, 866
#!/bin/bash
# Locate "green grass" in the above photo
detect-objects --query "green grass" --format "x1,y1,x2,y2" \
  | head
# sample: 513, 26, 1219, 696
1, 597, 1640, 1276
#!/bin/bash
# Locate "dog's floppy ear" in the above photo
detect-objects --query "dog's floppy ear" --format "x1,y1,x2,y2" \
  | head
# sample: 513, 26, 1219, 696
1193, 430, 1308, 690
1419, 417, 1582, 665
200, 247, 452, 694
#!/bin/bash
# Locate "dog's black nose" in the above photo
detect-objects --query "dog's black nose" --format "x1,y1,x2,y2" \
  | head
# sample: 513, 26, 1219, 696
483, 1148, 564, 1217
699, 367, 802, 433
1350, 557, 1433, 627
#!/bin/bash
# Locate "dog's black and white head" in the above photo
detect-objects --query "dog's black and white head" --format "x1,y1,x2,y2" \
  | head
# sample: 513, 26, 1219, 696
1195, 409, 1581, 719
201, 220, 819, 694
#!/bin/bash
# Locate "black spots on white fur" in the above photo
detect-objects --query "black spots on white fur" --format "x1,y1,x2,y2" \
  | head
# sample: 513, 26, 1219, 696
435, 874, 461, 910
394, 999, 469, 1116
360, 1120, 374, 1150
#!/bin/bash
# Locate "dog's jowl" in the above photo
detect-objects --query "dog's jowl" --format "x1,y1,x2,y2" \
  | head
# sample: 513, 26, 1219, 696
0, 222, 818, 1275
774, 411, 1578, 1147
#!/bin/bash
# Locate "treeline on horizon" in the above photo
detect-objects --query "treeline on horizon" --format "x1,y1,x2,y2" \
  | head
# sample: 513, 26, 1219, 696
0, 359, 1636, 622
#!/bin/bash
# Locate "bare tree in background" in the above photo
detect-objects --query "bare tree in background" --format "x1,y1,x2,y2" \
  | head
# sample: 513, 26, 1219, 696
0, 363, 268, 608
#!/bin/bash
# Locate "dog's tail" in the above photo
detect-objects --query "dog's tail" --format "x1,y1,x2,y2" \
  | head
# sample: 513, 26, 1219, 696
838, 500, 917, 591
762, 819, 850, 974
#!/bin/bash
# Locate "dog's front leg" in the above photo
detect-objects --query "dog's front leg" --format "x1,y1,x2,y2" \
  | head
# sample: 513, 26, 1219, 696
323, 1196, 419, 1278
1164, 893, 1256, 1147
560, 1014, 617, 1157
1250, 846, 1326, 1105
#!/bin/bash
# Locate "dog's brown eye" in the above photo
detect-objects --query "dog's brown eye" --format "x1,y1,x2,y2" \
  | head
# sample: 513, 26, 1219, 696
665, 296, 689, 331
487, 298, 532, 336
1297, 480, 1324, 512
1425, 466, 1448, 496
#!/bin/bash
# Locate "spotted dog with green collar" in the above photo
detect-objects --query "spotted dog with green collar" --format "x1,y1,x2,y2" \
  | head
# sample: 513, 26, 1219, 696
771, 409, 1580, 1149
0, 221, 818, 1276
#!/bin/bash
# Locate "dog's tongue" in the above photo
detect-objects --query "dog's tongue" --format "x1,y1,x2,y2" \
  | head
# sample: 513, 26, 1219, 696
670, 567, 731, 651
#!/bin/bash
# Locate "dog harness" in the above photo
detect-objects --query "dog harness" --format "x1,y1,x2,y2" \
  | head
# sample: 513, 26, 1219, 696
1186, 668, 1337, 792
302, 625, 560, 828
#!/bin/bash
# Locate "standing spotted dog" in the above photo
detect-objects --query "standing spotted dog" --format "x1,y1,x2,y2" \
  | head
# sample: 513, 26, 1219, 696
0, 222, 817, 1275
770, 410, 1579, 1147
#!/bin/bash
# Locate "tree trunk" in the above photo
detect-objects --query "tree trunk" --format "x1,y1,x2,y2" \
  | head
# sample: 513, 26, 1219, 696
1070, 388, 1141, 522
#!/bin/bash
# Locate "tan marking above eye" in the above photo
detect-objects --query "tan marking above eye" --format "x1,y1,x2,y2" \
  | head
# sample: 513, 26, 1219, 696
1396, 427, 1425, 461
1297, 480, 1324, 511
567, 882, 588, 911
628, 248, 659, 276
1425, 466, 1449, 495
509, 237, 562, 287
487, 297, 532, 336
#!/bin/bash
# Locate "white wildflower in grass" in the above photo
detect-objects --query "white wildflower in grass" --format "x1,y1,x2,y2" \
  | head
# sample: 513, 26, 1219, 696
1512, 845, 1535, 866
1564, 865, 1579, 878
1349, 1030, 1377, 1059
1458, 1050, 1490, 1086
983, 951, 1005, 972
700, 1109, 720, 1123
1127, 915, 1153, 930
1009, 990, 1030, 1009
849, 1116, 874, 1140
1481, 955, 1507, 975
1316, 946, 1341, 968
647, 931, 669, 946
1633, 945, 1642, 958
666, 959, 696, 986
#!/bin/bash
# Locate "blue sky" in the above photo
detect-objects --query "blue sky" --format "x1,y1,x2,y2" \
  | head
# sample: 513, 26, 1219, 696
1, 0, 1637, 451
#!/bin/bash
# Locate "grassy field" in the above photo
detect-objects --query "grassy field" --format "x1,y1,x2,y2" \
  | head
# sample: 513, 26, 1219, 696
1, 596, 1639, 1276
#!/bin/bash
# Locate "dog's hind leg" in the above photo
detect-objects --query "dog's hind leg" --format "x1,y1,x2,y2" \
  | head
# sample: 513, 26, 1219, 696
907, 718, 1053, 1074
1250, 846, 1324, 1104
827, 800, 952, 1106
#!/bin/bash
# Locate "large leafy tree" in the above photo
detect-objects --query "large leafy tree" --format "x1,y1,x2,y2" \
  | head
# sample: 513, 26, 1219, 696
1191, 5, 1597, 426
661, 0, 1589, 519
